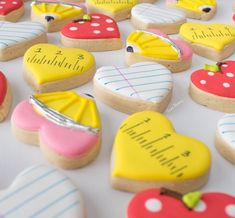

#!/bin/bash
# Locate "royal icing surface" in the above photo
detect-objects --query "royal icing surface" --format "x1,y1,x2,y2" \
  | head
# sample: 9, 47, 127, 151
128, 189, 235, 218
126, 29, 192, 61
217, 114, 235, 149
131, 3, 185, 25
87, 0, 137, 13
0, 165, 84, 217
94, 62, 173, 103
0, 71, 7, 106
0, 0, 23, 16
11, 91, 101, 157
167, 0, 216, 14
191, 61, 235, 98
31, 0, 84, 21
180, 23, 235, 51
23, 44, 95, 84
112, 111, 211, 180
0, 21, 45, 49
61, 14, 120, 39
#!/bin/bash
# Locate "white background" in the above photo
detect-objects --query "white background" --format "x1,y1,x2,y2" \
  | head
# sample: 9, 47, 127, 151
1, 0, 235, 217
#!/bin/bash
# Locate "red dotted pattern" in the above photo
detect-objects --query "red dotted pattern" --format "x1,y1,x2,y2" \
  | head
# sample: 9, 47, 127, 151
0, 71, 7, 105
0, 0, 23, 15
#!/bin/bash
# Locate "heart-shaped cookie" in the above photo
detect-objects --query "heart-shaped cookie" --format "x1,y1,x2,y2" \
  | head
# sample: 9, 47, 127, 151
190, 61, 235, 112
23, 43, 96, 92
0, 71, 11, 122
93, 62, 173, 114
216, 114, 235, 164
0, 165, 85, 217
179, 23, 235, 61
125, 29, 193, 73
61, 14, 122, 51
0, 0, 24, 22
131, 3, 186, 34
0, 21, 47, 61
11, 91, 101, 169
111, 111, 211, 193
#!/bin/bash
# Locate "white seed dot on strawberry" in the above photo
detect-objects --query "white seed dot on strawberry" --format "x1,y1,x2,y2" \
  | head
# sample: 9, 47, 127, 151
106, 27, 114, 31
106, 19, 113, 23
91, 23, 100, 27
225, 204, 235, 217
222, 64, 228, 67
92, 15, 100, 19
226, 72, 234, 78
193, 200, 207, 212
93, 30, 101, 34
69, 27, 78, 31
208, 72, 215, 76
145, 198, 162, 213
200, 80, 206, 85
223, 82, 230, 88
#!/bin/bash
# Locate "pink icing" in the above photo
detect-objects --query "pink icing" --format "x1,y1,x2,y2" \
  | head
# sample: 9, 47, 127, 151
147, 29, 193, 60
11, 100, 99, 158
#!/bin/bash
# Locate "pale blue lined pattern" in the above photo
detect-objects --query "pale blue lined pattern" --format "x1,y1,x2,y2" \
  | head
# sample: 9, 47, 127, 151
94, 62, 173, 103
0, 165, 83, 218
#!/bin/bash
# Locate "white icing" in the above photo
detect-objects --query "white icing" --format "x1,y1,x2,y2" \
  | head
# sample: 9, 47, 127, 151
226, 204, 235, 217
0, 165, 84, 218
218, 114, 235, 148
94, 62, 173, 103
145, 198, 162, 212
131, 3, 185, 25
0, 21, 45, 49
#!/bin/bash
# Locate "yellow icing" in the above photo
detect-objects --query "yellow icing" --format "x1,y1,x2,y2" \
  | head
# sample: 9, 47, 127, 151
33, 91, 101, 128
87, 0, 137, 13
180, 23, 235, 51
24, 44, 95, 84
126, 31, 180, 60
175, 0, 216, 13
31, 2, 84, 19
112, 111, 211, 180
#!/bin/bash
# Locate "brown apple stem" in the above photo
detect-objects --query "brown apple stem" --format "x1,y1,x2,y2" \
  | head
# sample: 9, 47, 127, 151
160, 188, 183, 200
216, 62, 225, 72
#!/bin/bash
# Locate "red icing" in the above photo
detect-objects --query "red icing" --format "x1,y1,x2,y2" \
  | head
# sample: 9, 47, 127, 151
191, 61, 235, 98
61, 14, 120, 39
0, 0, 23, 16
127, 189, 235, 218
0, 71, 7, 106
233, 14, 235, 22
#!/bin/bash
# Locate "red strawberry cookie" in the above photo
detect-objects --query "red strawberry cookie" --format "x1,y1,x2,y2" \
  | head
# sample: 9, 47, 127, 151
127, 188, 235, 218
0, 0, 24, 22
61, 14, 122, 51
190, 61, 235, 112
0, 71, 12, 121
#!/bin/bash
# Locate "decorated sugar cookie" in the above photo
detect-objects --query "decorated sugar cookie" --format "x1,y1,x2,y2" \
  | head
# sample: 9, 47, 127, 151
125, 29, 193, 73
23, 43, 96, 93
11, 91, 101, 169
0, 165, 85, 217
0, 21, 47, 61
189, 61, 235, 112
111, 111, 211, 193
179, 23, 235, 61
61, 14, 122, 51
93, 62, 173, 114
167, 0, 217, 20
0, 0, 24, 22
0, 71, 12, 122
31, 0, 85, 32
128, 188, 235, 218
86, 0, 156, 22
131, 3, 186, 34
216, 114, 235, 164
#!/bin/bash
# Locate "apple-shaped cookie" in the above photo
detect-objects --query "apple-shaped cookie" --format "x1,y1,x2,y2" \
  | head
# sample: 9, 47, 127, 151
61, 14, 122, 51
190, 61, 235, 112
127, 188, 235, 218
111, 111, 211, 193
0, 0, 24, 22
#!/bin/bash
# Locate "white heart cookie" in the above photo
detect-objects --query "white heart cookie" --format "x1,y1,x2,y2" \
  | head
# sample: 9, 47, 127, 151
93, 62, 173, 114
131, 3, 186, 34
0, 165, 84, 217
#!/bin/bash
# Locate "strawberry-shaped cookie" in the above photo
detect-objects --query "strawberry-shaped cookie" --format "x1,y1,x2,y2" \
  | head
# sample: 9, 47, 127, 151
0, 71, 12, 122
127, 188, 235, 218
0, 0, 24, 22
61, 14, 122, 51
190, 61, 235, 112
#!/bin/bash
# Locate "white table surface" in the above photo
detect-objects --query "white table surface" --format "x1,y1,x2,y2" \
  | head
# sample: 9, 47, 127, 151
1, 0, 235, 217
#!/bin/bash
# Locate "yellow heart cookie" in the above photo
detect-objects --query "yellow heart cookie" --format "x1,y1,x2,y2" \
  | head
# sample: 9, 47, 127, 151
179, 23, 235, 61
23, 44, 96, 92
111, 111, 211, 193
